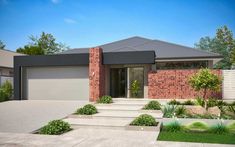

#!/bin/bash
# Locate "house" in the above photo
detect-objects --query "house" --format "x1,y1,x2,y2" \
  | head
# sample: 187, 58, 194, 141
0, 49, 24, 86
14, 37, 223, 101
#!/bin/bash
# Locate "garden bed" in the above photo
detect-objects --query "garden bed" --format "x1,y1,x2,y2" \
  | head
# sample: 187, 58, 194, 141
157, 131, 235, 144
125, 122, 160, 131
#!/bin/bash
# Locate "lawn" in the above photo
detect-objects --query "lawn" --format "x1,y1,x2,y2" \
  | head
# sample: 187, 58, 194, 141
157, 131, 235, 144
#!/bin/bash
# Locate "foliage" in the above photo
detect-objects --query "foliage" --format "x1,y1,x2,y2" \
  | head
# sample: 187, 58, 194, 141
175, 106, 186, 117
0, 40, 6, 50
16, 32, 69, 55
227, 122, 235, 132
207, 98, 218, 108
76, 104, 98, 115
163, 121, 182, 132
130, 114, 158, 126
16, 45, 44, 55
162, 105, 178, 118
186, 121, 209, 132
167, 99, 181, 105
143, 100, 161, 110
0, 80, 13, 102
209, 122, 228, 134
195, 26, 235, 69
39, 120, 71, 135
131, 80, 140, 97
182, 100, 195, 105
194, 97, 205, 107
227, 106, 235, 115
189, 69, 222, 108
97, 95, 113, 104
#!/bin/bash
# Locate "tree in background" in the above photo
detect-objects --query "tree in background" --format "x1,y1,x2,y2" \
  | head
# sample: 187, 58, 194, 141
195, 26, 235, 69
0, 40, 6, 50
17, 32, 69, 55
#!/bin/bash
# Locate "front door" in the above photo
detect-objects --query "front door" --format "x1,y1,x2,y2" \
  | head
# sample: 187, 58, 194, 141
110, 68, 127, 97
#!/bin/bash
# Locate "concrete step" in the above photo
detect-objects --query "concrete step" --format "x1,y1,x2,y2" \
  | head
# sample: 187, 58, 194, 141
93, 111, 163, 119
95, 104, 143, 112
64, 117, 131, 127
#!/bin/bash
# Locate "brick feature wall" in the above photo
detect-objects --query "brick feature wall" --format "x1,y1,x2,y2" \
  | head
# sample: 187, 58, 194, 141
148, 69, 222, 99
89, 47, 105, 101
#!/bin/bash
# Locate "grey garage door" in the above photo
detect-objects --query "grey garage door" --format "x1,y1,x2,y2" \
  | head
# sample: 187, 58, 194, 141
24, 66, 89, 100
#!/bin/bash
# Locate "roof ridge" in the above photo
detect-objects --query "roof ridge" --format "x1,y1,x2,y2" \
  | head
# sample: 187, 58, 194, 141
152, 39, 221, 56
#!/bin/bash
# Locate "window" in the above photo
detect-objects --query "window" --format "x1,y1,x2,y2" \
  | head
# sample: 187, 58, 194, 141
156, 61, 208, 70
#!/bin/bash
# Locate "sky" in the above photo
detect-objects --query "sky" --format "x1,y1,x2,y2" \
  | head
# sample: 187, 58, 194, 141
0, 0, 235, 51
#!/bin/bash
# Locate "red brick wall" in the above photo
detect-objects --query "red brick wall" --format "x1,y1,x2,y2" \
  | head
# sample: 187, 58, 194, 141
89, 47, 105, 101
148, 69, 222, 99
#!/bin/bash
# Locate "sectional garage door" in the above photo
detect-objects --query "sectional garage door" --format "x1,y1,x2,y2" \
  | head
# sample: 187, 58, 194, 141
24, 66, 89, 100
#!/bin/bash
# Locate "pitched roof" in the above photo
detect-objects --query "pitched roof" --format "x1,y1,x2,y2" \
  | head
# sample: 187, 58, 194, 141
61, 36, 222, 59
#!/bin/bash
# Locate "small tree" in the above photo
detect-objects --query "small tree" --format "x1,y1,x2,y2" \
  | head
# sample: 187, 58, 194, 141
188, 69, 222, 108
131, 80, 140, 98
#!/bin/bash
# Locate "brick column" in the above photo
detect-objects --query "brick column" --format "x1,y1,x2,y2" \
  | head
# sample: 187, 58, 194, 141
89, 47, 105, 102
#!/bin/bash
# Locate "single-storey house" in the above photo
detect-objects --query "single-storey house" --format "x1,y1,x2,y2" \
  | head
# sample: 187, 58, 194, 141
14, 37, 223, 101
0, 49, 24, 86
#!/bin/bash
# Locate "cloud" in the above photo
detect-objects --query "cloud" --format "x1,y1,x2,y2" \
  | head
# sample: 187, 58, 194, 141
51, 0, 59, 4
64, 18, 77, 24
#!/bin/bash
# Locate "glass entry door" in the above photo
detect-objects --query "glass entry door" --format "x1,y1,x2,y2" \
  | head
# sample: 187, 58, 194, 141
110, 68, 127, 97
129, 67, 144, 98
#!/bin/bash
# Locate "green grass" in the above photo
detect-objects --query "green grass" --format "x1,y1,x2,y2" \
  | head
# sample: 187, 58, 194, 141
157, 131, 235, 144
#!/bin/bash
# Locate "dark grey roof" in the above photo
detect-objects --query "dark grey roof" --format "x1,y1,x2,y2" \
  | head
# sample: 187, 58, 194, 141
61, 36, 222, 59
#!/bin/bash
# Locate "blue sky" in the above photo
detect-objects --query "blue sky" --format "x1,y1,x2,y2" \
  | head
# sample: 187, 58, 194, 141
0, 0, 235, 51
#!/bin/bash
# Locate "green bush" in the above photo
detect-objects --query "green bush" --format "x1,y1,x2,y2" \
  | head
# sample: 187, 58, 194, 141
194, 97, 205, 107
227, 122, 235, 133
0, 80, 13, 102
162, 105, 177, 118
76, 104, 98, 115
143, 101, 161, 110
97, 95, 113, 104
167, 99, 181, 105
186, 121, 209, 132
131, 80, 141, 98
175, 106, 186, 117
227, 106, 235, 115
207, 98, 218, 108
39, 120, 71, 135
209, 122, 228, 134
182, 100, 195, 105
164, 121, 182, 132
130, 114, 158, 126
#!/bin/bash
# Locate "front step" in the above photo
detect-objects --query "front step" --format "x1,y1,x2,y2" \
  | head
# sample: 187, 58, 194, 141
64, 117, 131, 127
95, 104, 143, 112
93, 111, 163, 119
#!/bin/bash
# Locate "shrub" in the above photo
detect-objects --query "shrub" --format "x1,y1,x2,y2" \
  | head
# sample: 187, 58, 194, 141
97, 95, 113, 104
227, 122, 235, 132
175, 106, 186, 116
162, 105, 177, 118
209, 122, 228, 134
39, 120, 71, 135
76, 104, 98, 115
207, 98, 218, 108
143, 101, 161, 110
164, 121, 182, 132
186, 121, 209, 132
194, 97, 205, 107
130, 114, 158, 126
0, 80, 13, 102
182, 100, 195, 105
167, 99, 181, 105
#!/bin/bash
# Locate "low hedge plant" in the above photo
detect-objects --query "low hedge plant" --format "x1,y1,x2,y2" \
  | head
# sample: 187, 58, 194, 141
186, 121, 209, 132
143, 100, 161, 110
97, 95, 113, 104
130, 114, 158, 126
76, 104, 98, 115
39, 120, 72, 135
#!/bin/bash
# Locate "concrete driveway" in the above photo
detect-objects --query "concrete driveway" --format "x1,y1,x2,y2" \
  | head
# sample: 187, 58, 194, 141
0, 100, 88, 133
